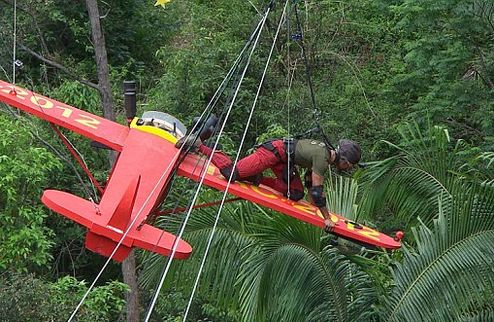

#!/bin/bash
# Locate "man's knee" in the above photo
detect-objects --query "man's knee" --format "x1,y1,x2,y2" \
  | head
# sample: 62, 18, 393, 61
220, 165, 240, 182
243, 173, 262, 185
287, 189, 304, 201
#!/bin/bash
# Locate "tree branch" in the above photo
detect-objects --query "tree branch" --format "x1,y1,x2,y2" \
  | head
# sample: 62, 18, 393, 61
18, 44, 100, 91
476, 46, 494, 90
445, 117, 484, 137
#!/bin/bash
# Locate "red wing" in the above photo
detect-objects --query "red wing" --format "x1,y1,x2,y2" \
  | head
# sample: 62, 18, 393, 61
0, 80, 129, 151
177, 153, 401, 249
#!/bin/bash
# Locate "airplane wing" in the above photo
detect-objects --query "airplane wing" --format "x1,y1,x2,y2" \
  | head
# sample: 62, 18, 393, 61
177, 153, 401, 249
0, 80, 129, 151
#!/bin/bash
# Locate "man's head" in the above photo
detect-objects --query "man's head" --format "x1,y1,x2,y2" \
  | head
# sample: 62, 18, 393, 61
335, 139, 361, 170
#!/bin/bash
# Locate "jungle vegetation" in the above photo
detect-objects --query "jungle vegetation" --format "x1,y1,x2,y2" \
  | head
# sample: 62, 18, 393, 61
0, 0, 493, 321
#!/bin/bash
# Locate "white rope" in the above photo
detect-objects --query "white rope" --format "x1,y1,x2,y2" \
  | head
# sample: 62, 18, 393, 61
134, 19, 265, 269
7, 81, 147, 322
68, 71, 238, 321
9, 2, 96, 202
286, 72, 297, 197
201, 12, 266, 114
286, 1, 292, 199
285, 63, 297, 196
143, 9, 271, 322
66, 1, 272, 320
5, 1, 265, 320
66, 89, 223, 320
12, 0, 17, 86
67, 122, 213, 322
182, 2, 288, 320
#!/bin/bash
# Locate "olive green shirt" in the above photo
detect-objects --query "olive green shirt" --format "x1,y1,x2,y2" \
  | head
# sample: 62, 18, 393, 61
293, 139, 331, 176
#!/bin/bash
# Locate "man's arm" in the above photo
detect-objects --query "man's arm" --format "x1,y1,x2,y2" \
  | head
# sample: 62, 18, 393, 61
309, 172, 335, 232
311, 171, 324, 186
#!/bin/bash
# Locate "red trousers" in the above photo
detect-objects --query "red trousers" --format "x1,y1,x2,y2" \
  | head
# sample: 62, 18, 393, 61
199, 140, 304, 198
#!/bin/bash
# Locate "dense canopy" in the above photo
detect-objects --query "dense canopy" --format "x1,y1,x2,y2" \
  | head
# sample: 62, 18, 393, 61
0, 0, 493, 321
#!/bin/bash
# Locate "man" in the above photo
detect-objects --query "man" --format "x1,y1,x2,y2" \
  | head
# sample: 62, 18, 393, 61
176, 136, 361, 232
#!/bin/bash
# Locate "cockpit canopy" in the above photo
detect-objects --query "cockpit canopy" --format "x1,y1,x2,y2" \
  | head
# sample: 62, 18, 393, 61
137, 111, 187, 140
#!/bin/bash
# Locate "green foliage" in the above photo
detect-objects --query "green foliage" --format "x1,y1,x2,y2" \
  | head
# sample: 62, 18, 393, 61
49, 80, 101, 114
1, 0, 494, 320
327, 176, 359, 220
358, 122, 484, 230
0, 115, 62, 271
140, 120, 492, 321
145, 288, 240, 322
0, 273, 128, 321
237, 230, 376, 322
140, 194, 259, 307
55, 276, 128, 319
141, 195, 381, 322
147, 0, 263, 127
387, 0, 494, 147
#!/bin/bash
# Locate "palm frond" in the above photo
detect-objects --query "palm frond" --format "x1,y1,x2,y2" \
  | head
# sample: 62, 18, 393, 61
139, 200, 260, 309
358, 122, 470, 228
327, 176, 359, 220
248, 205, 323, 252
478, 151, 494, 168
460, 309, 494, 322
239, 245, 376, 322
383, 182, 494, 322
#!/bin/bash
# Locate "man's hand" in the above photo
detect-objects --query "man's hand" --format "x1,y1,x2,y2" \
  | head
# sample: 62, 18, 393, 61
324, 218, 335, 233
320, 207, 336, 233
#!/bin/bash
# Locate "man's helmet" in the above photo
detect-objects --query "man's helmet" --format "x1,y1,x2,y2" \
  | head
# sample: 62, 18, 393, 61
336, 139, 361, 165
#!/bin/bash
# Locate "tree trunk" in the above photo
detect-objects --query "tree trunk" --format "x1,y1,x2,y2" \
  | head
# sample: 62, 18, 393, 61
85, 0, 114, 121
85, 1, 140, 321
122, 250, 140, 322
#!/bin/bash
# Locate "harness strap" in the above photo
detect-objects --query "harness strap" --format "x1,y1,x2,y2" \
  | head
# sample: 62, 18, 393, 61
257, 138, 299, 186
257, 138, 298, 163
283, 137, 297, 163
258, 139, 282, 160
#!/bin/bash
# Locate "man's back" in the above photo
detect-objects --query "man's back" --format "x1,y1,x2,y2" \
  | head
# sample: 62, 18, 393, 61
294, 139, 331, 176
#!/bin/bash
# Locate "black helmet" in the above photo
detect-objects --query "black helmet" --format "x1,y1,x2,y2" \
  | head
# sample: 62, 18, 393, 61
336, 139, 361, 165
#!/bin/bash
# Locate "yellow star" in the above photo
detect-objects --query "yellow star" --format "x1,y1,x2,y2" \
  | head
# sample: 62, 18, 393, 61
154, 0, 172, 6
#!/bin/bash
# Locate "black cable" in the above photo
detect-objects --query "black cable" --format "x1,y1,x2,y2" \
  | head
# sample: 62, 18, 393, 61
291, 2, 336, 150
293, 2, 318, 116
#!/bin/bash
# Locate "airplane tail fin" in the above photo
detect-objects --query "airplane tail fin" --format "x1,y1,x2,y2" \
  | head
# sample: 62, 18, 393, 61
106, 175, 140, 231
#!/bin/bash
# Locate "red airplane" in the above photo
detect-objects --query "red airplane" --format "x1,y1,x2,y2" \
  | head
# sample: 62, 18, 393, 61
0, 80, 402, 262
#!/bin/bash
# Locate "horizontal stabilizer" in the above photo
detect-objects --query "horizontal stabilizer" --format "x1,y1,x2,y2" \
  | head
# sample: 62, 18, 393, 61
131, 223, 192, 259
42, 190, 100, 228
42, 190, 192, 260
